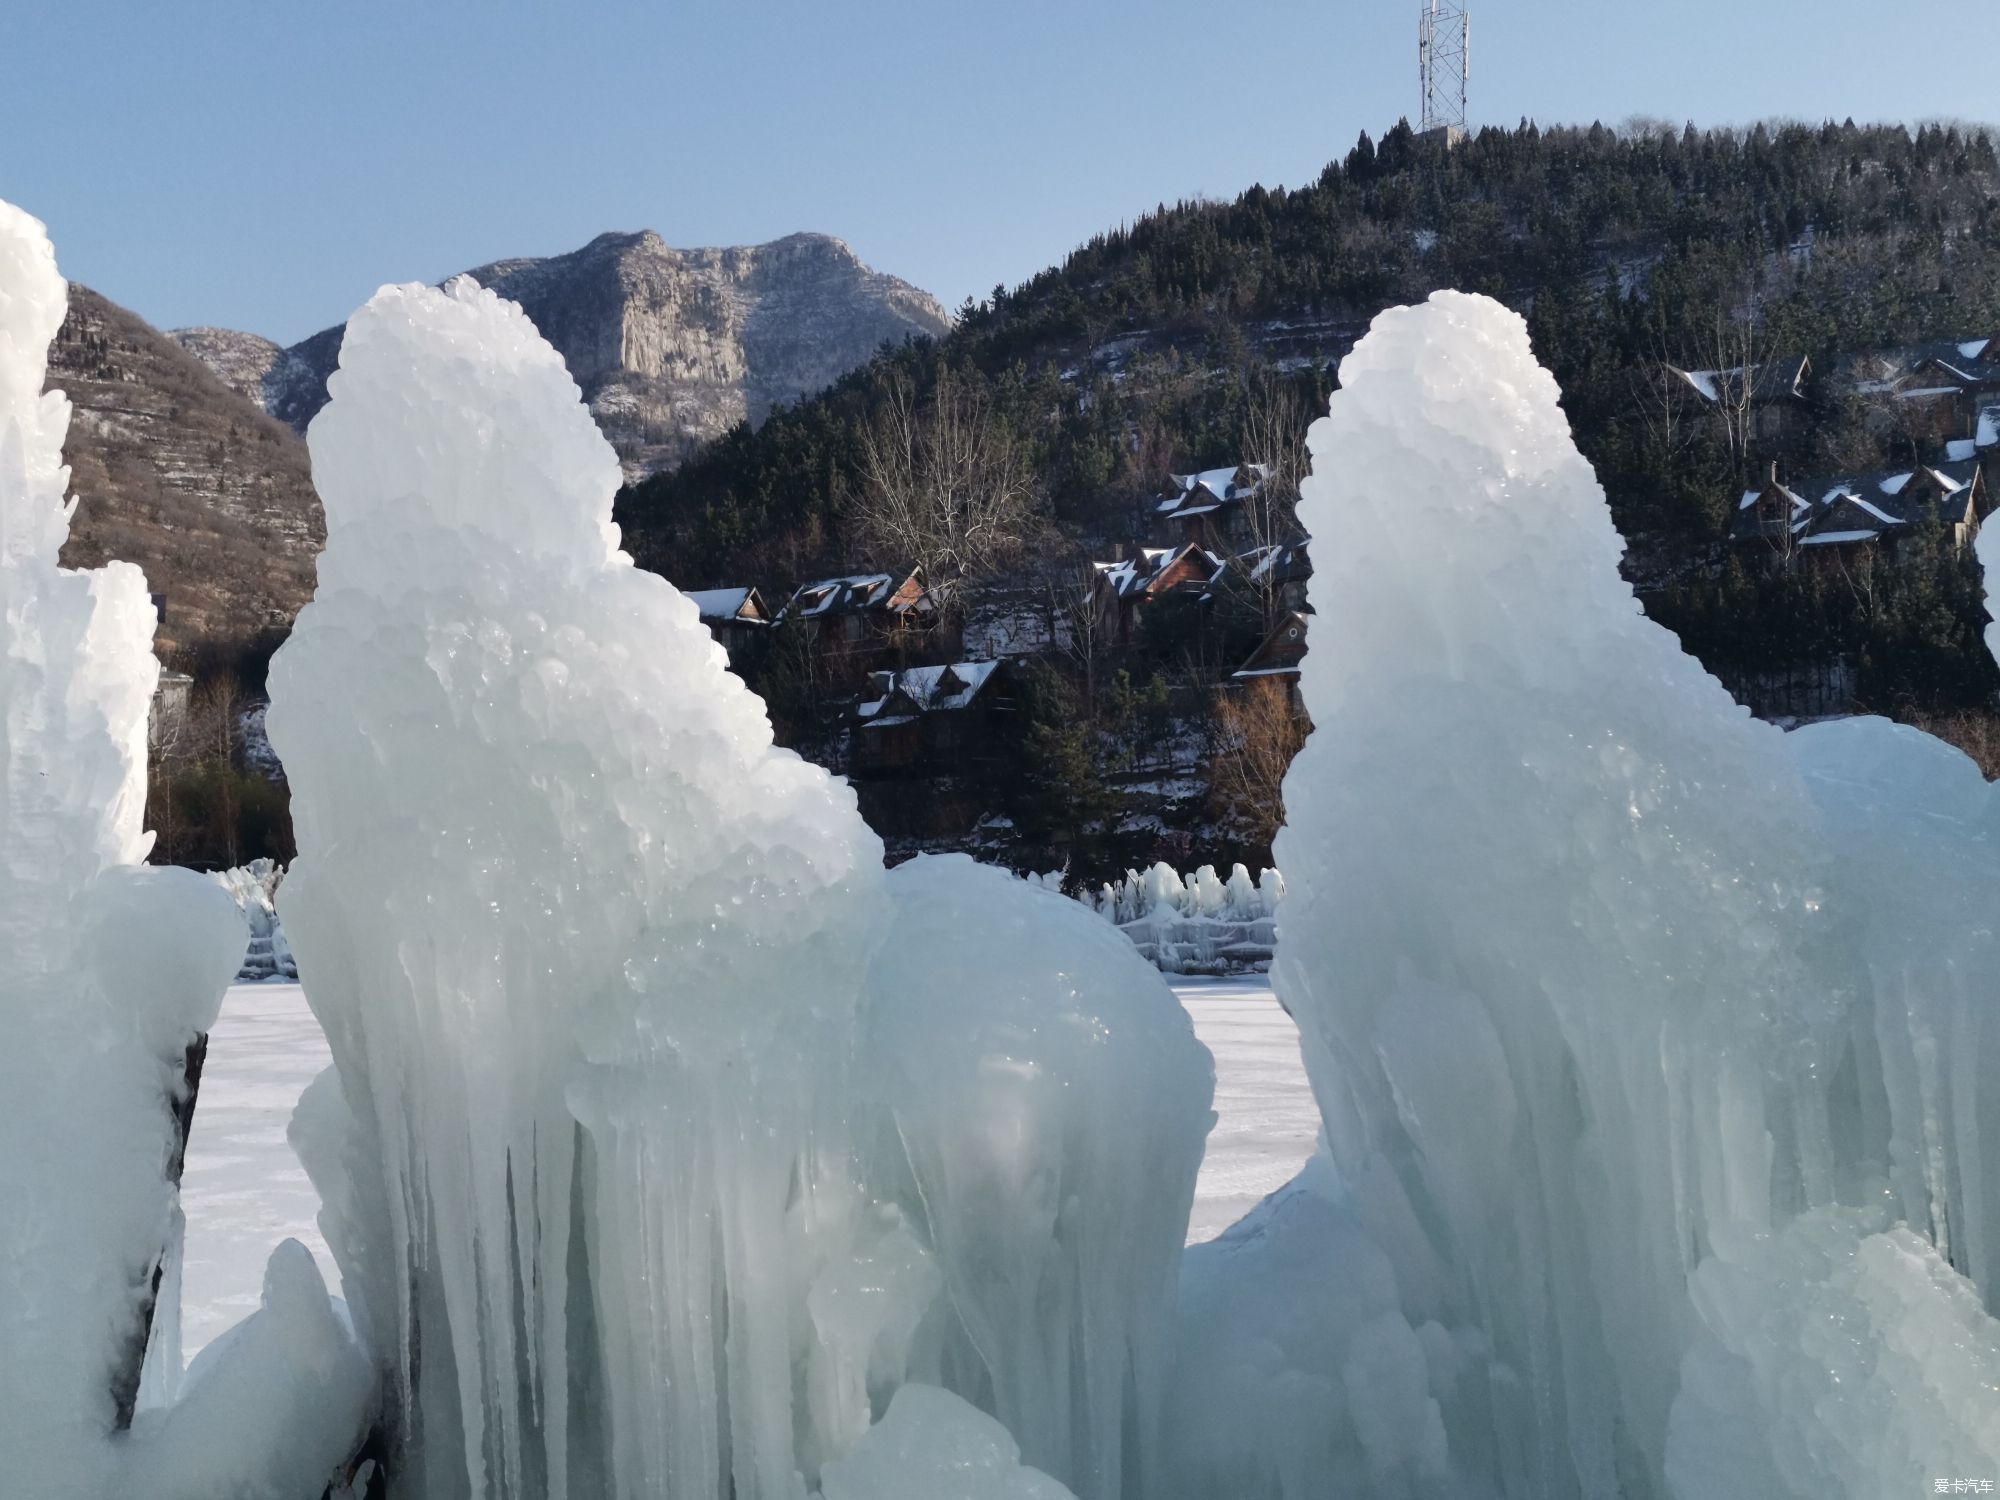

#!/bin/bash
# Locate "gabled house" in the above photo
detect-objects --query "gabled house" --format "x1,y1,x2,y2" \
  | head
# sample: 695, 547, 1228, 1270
1947, 400, 2000, 499
1208, 541, 1313, 618
1841, 338, 2000, 444
1090, 543, 1224, 647
852, 660, 1011, 775
777, 569, 944, 685
1732, 458, 1986, 568
1671, 357, 1813, 442
1231, 611, 1309, 687
1152, 462, 1276, 550
683, 585, 771, 666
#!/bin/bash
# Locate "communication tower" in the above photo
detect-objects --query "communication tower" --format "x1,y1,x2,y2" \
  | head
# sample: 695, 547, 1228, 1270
1419, 1, 1470, 138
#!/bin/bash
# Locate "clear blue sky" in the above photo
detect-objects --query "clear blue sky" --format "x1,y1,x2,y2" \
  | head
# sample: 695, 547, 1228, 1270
4, 1, 1995, 346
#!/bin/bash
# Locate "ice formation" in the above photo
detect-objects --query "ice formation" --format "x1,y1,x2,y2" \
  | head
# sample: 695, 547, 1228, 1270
0, 199, 361, 1496
212, 858, 298, 979
1062, 861, 1283, 973
862, 856, 1213, 1499
816, 1384, 1076, 1500
267, 279, 1209, 1497
1266, 289, 2000, 1497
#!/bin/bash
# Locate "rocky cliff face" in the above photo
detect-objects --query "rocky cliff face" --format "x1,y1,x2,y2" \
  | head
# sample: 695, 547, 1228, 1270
179, 230, 950, 481
53, 287, 323, 657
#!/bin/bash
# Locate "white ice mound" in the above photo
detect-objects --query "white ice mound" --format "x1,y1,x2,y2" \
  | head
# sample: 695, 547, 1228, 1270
125, 1239, 376, 1500
817, 1385, 1076, 1500
0, 200, 259, 1494
1272, 290, 2000, 1497
861, 855, 1215, 1500
1667, 1207, 2000, 1499
1165, 1154, 1472, 1500
268, 275, 889, 1498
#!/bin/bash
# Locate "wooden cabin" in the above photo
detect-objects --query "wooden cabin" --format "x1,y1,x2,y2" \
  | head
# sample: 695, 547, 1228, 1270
1732, 459, 1987, 570
1089, 544, 1223, 647
683, 585, 772, 668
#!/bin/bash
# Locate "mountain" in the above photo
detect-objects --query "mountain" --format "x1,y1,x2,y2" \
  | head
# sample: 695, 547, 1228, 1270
167, 325, 285, 408
176, 231, 951, 482
620, 119, 2000, 587
51, 286, 323, 658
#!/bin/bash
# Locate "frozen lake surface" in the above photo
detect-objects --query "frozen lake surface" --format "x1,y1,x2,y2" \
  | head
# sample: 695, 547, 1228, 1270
179, 974, 1318, 1357
1170, 976, 1322, 1243
178, 982, 335, 1357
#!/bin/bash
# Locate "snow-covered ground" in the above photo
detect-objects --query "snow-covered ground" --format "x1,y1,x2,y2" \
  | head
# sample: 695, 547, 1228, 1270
178, 983, 333, 1357
177, 975, 1317, 1358
1171, 976, 1321, 1243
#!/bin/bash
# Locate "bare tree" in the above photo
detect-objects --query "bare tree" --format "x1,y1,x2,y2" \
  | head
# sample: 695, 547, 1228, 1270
1041, 546, 1116, 712
1238, 374, 1310, 514
850, 369, 1043, 625
1230, 376, 1310, 632
1207, 678, 1309, 855
1629, 292, 1701, 461
1705, 303, 1762, 467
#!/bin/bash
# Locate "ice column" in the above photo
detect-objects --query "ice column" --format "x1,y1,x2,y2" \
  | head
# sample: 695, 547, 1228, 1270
268, 276, 887, 1499
1272, 290, 2000, 1496
860, 855, 1214, 1500
0, 201, 249, 1493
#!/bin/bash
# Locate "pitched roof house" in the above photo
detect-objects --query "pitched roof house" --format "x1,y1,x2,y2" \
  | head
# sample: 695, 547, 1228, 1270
772, 568, 946, 687
1208, 541, 1313, 615
1672, 357, 1812, 407
780, 571, 933, 629
1671, 357, 1813, 443
684, 585, 772, 667
852, 660, 1010, 775
685, 585, 769, 625
1732, 458, 1986, 563
1153, 462, 1276, 548
1837, 339, 2000, 443
1090, 543, 1224, 646
1231, 612, 1310, 683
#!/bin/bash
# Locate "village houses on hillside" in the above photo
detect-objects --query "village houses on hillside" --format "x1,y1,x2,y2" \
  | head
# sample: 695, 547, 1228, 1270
1703, 335, 2000, 571
1732, 458, 1988, 566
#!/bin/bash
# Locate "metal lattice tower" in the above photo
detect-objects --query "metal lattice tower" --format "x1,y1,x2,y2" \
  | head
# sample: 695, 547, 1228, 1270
1419, 0, 1469, 136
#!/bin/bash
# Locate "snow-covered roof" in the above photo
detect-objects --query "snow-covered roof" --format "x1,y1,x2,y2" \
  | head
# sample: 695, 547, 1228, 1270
1844, 495, 1901, 525
1672, 359, 1808, 406
1737, 458, 1981, 547
1837, 338, 2000, 397
684, 586, 758, 622
780, 572, 929, 622
1094, 548, 1173, 598
1093, 544, 1219, 600
857, 660, 1001, 724
1798, 529, 1879, 547
1946, 438, 1978, 462
1155, 462, 1273, 520
789, 574, 891, 617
